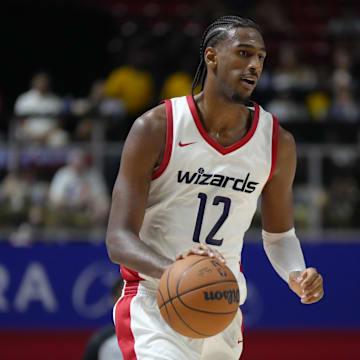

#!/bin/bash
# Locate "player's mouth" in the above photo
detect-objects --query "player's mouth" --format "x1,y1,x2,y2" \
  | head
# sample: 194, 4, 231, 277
239, 76, 257, 90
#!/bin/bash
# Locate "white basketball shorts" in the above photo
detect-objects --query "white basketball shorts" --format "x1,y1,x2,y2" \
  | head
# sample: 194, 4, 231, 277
113, 281, 243, 360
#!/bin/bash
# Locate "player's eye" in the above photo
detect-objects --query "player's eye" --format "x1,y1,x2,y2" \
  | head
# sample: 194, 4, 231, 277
239, 50, 248, 56
258, 54, 265, 61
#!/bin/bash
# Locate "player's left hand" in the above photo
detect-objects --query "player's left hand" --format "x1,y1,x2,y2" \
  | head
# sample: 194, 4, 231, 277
289, 267, 324, 304
176, 243, 226, 264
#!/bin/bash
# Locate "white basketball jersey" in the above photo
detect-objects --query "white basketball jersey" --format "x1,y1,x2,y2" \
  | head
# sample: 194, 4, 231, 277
122, 95, 279, 305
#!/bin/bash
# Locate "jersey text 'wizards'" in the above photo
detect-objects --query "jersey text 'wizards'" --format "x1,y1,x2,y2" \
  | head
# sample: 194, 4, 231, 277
177, 168, 259, 193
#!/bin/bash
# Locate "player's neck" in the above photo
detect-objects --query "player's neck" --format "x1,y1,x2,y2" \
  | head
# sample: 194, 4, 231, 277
194, 90, 251, 135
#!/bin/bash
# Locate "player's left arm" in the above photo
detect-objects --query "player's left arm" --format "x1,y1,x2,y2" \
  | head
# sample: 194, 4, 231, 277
261, 126, 324, 304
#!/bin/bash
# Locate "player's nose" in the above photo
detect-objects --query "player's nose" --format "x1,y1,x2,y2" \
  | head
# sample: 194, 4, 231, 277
247, 56, 262, 74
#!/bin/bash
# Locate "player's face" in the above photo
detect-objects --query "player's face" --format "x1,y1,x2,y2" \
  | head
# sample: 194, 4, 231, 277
211, 27, 266, 103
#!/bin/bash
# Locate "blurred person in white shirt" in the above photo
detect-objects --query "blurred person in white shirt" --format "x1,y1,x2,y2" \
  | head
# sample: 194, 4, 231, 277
48, 149, 110, 227
14, 72, 68, 146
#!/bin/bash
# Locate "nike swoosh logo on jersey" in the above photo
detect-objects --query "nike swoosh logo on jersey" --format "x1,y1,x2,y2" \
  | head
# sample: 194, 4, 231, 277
178, 141, 196, 147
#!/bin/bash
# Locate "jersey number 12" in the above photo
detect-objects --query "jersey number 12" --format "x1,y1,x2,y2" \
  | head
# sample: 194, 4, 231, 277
193, 192, 231, 246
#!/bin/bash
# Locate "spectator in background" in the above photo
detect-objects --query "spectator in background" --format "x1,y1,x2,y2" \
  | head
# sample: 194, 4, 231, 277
47, 149, 110, 228
69, 79, 126, 141
160, 55, 201, 99
272, 45, 318, 92
330, 47, 354, 91
306, 90, 331, 121
266, 91, 308, 122
104, 64, 154, 139
305, 65, 331, 122
104, 65, 154, 117
0, 169, 49, 245
83, 276, 124, 360
328, 47, 359, 122
323, 176, 360, 228
328, 5, 360, 38
104, 46, 155, 118
329, 86, 360, 122
161, 71, 194, 99
13, 72, 68, 146
0, 170, 34, 227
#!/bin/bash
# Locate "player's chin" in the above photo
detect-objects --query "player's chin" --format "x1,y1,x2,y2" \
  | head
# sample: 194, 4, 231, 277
238, 80, 257, 92
230, 91, 252, 104
301, 295, 323, 304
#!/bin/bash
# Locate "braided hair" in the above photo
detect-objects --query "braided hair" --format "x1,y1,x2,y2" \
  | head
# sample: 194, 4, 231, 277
191, 15, 262, 95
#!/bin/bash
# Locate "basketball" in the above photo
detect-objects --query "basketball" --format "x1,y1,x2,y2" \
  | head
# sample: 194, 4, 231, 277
157, 254, 240, 338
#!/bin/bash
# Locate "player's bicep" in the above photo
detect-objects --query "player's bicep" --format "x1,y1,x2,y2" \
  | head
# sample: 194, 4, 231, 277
261, 128, 297, 232
108, 114, 165, 234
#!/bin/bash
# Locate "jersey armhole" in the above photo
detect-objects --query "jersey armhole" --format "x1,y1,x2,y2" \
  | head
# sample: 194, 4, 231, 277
264, 115, 279, 185
152, 99, 174, 180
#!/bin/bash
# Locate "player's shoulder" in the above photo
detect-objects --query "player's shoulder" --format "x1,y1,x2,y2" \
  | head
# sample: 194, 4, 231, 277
277, 125, 297, 164
124, 103, 167, 159
131, 102, 167, 137
139, 102, 167, 123
278, 125, 295, 145
278, 125, 296, 151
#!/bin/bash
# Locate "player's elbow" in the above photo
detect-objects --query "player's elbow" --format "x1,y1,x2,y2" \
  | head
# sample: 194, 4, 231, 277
105, 230, 125, 265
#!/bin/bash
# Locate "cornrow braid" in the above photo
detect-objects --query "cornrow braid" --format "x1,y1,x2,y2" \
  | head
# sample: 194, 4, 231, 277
191, 15, 261, 95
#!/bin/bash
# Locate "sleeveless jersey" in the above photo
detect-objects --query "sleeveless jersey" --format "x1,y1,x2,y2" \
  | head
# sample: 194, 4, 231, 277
121, 95, 279, 305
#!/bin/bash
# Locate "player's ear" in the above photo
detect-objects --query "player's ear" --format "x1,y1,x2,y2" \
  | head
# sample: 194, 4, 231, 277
204, 47, 217, 70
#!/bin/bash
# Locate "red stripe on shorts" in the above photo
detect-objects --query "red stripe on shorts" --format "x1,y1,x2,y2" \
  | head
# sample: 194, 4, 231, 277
114, 281, 140, 360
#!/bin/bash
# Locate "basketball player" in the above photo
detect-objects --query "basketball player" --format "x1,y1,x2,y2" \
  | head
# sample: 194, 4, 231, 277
106, 15, 324, 360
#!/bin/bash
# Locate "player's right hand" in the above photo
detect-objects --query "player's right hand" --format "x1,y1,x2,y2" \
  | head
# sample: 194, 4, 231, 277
289, 268, 324, 304
176, 243, 226, 264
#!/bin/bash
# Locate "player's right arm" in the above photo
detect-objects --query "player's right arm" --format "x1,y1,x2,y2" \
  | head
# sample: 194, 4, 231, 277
105, 104, 173, 279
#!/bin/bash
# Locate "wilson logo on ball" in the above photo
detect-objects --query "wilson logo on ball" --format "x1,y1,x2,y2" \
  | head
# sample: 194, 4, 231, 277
203, 289, 240, 304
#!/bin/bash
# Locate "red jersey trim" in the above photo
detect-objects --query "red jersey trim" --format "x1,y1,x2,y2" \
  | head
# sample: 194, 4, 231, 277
121, 266, 144, 282
152, 99, 174, 180
186, 94, 260, 155
241, 308, 244, 341
265, 115, 279, 185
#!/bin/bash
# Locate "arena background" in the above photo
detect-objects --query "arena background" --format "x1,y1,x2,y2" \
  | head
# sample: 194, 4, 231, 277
0, 0, 360, 359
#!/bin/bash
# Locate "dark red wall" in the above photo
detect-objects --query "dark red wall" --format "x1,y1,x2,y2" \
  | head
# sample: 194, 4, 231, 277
1, 330, 359, 360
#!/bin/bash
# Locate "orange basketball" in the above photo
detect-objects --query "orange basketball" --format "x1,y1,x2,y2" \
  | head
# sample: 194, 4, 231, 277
157, 254, 240, 338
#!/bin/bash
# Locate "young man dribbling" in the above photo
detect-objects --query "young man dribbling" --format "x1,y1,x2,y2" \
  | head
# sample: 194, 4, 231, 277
106, 15, 324, 360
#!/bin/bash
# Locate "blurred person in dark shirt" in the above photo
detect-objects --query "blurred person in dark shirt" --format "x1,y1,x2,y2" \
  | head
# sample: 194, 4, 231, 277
328, 5, 360, 37
83, 276, 124, 360
0, 169, 49, 245
329, 86, 360, 122
68, 79, 126, 141
324, 176, 360, 228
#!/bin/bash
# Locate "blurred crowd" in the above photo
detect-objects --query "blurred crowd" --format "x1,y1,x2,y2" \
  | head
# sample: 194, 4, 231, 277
0, 0, 360, 242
